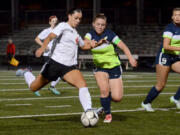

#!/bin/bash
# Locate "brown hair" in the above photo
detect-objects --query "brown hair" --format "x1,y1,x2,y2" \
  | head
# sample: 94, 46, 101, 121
49, 15, 57, 22
93, 13, 107, 23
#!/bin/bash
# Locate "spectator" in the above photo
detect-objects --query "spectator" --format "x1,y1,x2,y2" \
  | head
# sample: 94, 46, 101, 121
6, 38, 16, 70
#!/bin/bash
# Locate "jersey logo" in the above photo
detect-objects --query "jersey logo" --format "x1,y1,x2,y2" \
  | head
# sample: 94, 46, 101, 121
75, 37, 79, 45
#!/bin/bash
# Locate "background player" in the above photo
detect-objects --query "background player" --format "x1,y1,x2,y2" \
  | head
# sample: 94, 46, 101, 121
35, 15, 61, 96
141, 8, 180, 112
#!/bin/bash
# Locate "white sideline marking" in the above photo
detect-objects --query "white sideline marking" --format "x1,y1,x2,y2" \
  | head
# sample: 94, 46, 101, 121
0, 107, 177, 119
45, 105, 71, 108
6, 104, 32, 106
0, 74, 94, 78
1, 79, 180, 83
0, 84, 180, 92
0, 92, 175, 102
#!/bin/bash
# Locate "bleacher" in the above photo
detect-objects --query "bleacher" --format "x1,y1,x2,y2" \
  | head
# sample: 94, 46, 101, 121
0, 24, 166, 68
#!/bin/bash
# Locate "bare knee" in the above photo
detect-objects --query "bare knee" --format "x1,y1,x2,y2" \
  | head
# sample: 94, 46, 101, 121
112, 95, 123, 102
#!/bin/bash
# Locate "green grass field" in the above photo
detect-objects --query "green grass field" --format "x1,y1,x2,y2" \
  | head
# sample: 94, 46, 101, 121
0, 70, 180, 135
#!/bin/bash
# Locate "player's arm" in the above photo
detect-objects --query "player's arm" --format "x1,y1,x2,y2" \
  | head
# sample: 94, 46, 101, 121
35, 33, 56, 57
163, 37, 180, 51
81, 37, 106, 50
35, 37, 43, 46
117, 41, 137, 67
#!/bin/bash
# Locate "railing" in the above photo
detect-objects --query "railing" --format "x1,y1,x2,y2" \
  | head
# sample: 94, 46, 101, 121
78, 54, 138, 70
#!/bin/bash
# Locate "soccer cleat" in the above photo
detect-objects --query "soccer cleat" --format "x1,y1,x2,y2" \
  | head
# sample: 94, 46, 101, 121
103, 114, 112, 123
94, 107, 104, 115
170, 96, 180, 109
141, 102, 155, 112
16, 67, 32, 77
34, 91, 41, 96
48, 86, 60, 95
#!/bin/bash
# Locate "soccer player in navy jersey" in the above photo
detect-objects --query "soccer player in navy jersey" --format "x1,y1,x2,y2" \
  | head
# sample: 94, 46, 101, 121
85, 13, 137, 123
141, 8, 180, 112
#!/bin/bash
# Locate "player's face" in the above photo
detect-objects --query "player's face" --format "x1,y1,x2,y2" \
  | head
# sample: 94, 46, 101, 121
49, 17, 58, 28
172, 10, 180, 24
68, 12, 82, 28
93, 18, 106, 35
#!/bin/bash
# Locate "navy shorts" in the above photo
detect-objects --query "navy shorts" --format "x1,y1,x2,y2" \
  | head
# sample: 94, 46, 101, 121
41, 58, 77, 81
93, 65, 122, 79
155, 52, 180, 66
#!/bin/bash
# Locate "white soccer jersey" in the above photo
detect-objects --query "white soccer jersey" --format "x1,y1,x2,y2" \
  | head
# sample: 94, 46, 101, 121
51, 22, 84, 66
37, 27, 54, 56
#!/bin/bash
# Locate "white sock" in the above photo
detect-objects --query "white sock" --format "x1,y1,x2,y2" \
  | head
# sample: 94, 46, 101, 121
79, 87, 92, 111
50, 77, 61, 87
24, 72, 35, 88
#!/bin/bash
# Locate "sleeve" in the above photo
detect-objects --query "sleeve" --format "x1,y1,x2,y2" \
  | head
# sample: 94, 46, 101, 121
163, 24, 173, 39
78, 35, 85, 47
84, 33, 92, 40
108, 30, 121, 45
37, 29, 48, 40
51, 23, 64, 37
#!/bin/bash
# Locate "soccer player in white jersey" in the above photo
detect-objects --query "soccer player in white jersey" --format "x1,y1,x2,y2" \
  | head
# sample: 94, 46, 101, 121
141, 8, 180, 112
85, 14, 137, 123
34, 15, 61, 96
16, 8, 102, 113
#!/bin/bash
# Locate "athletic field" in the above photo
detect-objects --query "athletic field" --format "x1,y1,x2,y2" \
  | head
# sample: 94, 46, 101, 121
0, 70, 179, 135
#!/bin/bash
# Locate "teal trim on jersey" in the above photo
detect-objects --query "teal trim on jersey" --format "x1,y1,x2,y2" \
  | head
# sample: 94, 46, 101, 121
114, 38, 121, 45
91, 44, 121, 69
162, 37, 180, 55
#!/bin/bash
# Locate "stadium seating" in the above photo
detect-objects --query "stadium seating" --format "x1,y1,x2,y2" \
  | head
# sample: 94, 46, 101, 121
0, 24, 165, 64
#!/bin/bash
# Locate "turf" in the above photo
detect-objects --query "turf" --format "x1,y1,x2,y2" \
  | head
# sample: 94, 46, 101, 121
0, 70, 179, 135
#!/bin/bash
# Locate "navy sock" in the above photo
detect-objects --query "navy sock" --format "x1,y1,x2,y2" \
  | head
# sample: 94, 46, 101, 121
109, 92, 112, 101
174, 87, 180, 100
100, 96, 111, 114
143, 86, 161, 104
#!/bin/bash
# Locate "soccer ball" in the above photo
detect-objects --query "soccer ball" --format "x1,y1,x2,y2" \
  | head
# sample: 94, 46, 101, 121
81, 110, 99, 127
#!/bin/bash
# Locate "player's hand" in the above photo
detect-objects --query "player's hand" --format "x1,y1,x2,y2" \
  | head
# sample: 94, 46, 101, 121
129, 57, 138, 67
45, 47, 49, 53
99, 36, 109, 44
90, 40, 97, 48
35, 47, 45, 57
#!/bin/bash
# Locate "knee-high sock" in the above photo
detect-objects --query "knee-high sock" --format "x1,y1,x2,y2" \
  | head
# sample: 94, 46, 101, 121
24, 72, 35, 88
100, 96, 111, 115
50, 77, 61, 87
79, 87, 92, 111
143, 86, 161, 104
174, 87, 180, 100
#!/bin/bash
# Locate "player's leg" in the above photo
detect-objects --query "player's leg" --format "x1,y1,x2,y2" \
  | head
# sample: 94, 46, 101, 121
16, 68, 50, 93
49, 77, 61, 95
94, 71, 112, 123
63, 69, 92, 112
109, 78, 123, 102
142, 64, 170, 111
170, 61, 180, 109
29, 74, 50, 91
